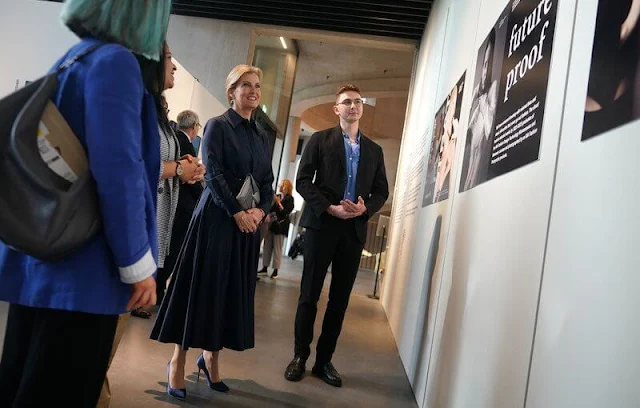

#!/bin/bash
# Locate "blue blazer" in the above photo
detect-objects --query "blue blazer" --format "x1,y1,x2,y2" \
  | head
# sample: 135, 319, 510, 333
0, 38, 160, 315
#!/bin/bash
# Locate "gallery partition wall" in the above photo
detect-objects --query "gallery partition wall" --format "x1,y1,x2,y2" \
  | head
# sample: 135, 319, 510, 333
381, 0, 640, 407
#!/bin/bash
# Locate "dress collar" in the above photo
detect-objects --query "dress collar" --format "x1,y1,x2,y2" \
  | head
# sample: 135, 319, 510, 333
224, 108, 252, 128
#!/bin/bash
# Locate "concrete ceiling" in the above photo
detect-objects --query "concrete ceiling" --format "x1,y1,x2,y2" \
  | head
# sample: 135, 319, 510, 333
301, 98, 408, 140
171, 0, 432, 41
294, 39, 415, 91
291, 39, 414, 138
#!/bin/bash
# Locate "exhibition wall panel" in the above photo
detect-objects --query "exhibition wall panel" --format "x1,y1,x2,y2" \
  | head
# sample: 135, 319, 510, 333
526, 0, 640, 407
380, 2, 454, 404
426, 0, 577, 403
382, 0, 578, 406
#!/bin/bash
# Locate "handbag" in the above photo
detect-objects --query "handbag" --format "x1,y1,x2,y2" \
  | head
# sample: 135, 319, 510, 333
268, 215, 288, 235
0, 43, 103, 261
235, 174, 260, 210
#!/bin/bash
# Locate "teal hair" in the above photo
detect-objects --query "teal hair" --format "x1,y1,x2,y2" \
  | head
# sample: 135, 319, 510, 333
60, 0, 172, 61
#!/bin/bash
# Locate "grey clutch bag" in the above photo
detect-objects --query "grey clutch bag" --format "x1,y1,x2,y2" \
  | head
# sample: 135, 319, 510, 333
236, 174, 260, 210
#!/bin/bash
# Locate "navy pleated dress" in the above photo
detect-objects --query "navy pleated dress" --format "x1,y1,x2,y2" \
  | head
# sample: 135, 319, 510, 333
151, 108, 274, 351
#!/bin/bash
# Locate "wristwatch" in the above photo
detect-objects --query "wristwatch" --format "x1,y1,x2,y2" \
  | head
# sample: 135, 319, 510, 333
175, 161, 184, 177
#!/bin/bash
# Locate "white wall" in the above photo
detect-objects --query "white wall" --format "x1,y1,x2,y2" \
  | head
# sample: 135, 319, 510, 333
0, 0, 76, 97
373, 138, 401, 203
381, 0, 460, 405
190, 80, 228, 126
167, 15, 253, 106
165, 59, 196, 121
165, 59, 227, 129
382, 1, 579, 408
525, 1, 640, 407
0, 0, 225, 133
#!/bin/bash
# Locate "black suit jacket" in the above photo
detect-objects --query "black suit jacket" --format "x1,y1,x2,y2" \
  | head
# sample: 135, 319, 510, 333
173, 130, 204, 236
297, 125, 389, 243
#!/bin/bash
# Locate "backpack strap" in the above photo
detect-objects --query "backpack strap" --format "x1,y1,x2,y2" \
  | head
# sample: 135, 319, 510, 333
56, 43, 105, 73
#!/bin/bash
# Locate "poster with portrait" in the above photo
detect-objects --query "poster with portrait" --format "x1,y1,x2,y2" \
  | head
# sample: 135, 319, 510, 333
459, 0, 558, 192
582, 1, 640, 141
422, 73, 466, 207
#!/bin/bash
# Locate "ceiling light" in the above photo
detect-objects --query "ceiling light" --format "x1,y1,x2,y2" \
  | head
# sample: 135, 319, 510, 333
362, 98, 377, 107
279, 36, 287, 49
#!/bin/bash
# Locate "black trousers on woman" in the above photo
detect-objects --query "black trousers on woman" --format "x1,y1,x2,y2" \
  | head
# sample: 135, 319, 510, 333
0, 304, 118, 407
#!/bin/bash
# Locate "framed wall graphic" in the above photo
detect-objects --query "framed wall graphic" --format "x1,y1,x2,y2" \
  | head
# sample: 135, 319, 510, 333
459, 0, 559, 192
582, 1, 640, 141
422, 73, 466, 207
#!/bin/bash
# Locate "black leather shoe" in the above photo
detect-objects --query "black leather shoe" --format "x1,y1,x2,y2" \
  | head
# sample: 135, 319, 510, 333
130, 308, 151, 319
312, 361, 342, 387
284, 356, 306, 382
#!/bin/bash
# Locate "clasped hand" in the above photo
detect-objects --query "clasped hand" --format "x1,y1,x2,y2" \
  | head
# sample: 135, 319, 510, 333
179, 154, 206, 184
234, 208, 264, 233
329, 196, 367, 220
126, 276, 156, 311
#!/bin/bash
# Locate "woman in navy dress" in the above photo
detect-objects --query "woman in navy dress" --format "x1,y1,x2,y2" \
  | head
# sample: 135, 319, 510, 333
151, 64, 274, 400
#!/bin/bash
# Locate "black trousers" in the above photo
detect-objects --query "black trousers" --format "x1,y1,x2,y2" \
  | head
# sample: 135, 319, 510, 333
294, 221, 364, 364
0, 304, 118, 407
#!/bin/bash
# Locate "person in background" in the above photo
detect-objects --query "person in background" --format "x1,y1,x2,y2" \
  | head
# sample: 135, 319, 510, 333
258, 179, 295, 279
192, 132, 202, 156
285, 84, 389, 388
0, 1, 172, 406
161, 109, 205, 288
130, 43, 204, 319
151, 64, 274, 400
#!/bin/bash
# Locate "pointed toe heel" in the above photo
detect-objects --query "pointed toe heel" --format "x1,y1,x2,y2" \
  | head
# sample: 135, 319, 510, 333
196, 353, 229, 393
166, 362, 187, 400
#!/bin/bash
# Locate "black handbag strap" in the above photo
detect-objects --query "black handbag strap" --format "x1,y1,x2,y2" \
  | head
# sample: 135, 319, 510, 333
56, 43, 105, 73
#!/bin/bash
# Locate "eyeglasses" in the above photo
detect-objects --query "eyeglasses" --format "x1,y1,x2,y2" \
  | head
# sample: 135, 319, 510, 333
337, 99, 363, 107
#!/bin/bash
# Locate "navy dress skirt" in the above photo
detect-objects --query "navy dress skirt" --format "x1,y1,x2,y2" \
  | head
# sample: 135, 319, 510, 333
151, 108, 274, 351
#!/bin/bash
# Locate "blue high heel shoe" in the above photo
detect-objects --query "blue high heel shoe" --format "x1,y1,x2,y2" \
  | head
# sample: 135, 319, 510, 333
166, 362, 187, 400
196, 353, 230, 393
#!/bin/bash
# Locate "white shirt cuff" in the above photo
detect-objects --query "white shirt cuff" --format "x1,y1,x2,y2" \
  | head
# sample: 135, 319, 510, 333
119, 249, 157, 284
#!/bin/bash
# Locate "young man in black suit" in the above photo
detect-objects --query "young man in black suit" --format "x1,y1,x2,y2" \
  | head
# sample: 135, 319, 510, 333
285, 84, 389, 387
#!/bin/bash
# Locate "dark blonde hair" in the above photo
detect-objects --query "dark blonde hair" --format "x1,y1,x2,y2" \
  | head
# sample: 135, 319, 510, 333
335, 84, 361, 103
225, 65, 263, 106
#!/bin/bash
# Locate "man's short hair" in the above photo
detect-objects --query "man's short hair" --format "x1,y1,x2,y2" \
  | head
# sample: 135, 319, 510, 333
335, 84, 361, 102
177, 110, 200, 130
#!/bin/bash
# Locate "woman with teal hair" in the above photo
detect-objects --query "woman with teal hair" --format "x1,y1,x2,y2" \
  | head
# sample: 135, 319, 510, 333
0, 0, 171, 406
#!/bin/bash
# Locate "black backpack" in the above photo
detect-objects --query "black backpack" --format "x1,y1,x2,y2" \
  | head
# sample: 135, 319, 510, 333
0, 44, 103, 261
